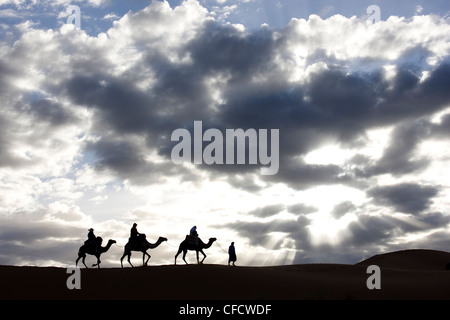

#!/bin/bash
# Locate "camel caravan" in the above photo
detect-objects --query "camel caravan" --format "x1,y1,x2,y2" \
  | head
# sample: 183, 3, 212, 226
75, 224, 219, 268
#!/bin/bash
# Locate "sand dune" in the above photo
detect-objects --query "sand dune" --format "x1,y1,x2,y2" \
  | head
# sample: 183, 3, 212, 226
2, 249, 450, 300
356, 249, 450, 270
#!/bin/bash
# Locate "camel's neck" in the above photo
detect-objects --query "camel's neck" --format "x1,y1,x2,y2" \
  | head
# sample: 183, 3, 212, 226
148, 238, 164, 249
101, 241, 114, 253
204, 240, 214, 249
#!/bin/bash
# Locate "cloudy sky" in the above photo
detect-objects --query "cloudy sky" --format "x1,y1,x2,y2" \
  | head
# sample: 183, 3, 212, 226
0, 0, 449, 268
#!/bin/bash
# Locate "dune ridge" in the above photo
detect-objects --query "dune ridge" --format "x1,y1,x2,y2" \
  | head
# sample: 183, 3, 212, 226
356, 249, 450, 270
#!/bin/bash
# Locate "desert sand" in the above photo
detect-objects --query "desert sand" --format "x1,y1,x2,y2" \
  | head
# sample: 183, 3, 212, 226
1, 249, 450, 300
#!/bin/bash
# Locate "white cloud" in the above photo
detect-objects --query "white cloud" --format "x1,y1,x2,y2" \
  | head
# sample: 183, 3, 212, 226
102, 12, 119, 20
0, 8, 22, 18
318, 5, 334, 18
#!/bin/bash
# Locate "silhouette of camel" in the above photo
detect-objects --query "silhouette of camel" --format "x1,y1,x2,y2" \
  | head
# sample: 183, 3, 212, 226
175, 237, 217, 265
76, 237, 116, 268
120, 236, 168, 268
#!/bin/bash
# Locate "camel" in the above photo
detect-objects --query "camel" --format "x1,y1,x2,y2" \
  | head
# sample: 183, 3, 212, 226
175, 236, 217, 265
75, 237, 116, 268
120, 235, 168, 268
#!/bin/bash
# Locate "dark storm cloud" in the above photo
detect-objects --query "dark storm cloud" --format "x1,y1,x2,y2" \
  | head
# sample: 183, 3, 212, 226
0, 115, 14, 167
373, 62, 450, 124
64, 74, 157, 134
367, 182, 440, 214
430, 112, 450, 138
0, 213, 85, 265
187, 21, 275, 79
268, 157, 352, 190
303, 61, 450, 133
27, 98, 76, 127
360, 119, 432, 177
287, 203, 317, 215
341, 211, 450, 249
225, 174, 265, 192
420, 62, 450, 104
405, 230, 450, 252
418, 211, 450, 229
142, 54, 218, 123
0, 240, 78, 266
352, 111, 450, 179
85, 138, 146, 174
247, 204, 285, 218
0, 217, 82, 243
218, 204, 314, 255
0, 59, 18, 95
84, 136, 191, 185
331, 201, 356, 219
345, 214, 404, 246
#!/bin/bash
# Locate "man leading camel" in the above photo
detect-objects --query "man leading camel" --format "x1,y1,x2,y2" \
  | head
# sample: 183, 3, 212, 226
228, 242, 237, 266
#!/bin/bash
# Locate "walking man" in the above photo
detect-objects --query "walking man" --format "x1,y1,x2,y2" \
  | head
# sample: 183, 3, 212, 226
228, 242, 237, 266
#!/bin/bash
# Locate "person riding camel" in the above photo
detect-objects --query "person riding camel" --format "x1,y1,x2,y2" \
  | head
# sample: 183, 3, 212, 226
189, 225, 199, 245
86, 228, 99, 254
130, 223, 142, 245
87, 228, 96, 241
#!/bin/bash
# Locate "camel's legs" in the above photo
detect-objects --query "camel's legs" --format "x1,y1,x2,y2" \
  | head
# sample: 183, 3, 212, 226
175, 247, 183, 265
196, 250, 200, 264
143, 251, 151, 266
182, 250, 188, 265
120, 254, 133, 267
120, 249, 133, 268
127, 254, 134, 267
81, 255, 88, 268
92, 255, 101, 268
199, 250, 206, 264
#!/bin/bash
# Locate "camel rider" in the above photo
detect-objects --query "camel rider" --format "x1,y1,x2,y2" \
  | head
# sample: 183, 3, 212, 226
130, 223, 141, 245
86, 228, 99, 254
190, 226, 199, 245
87, 228, 96, 242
